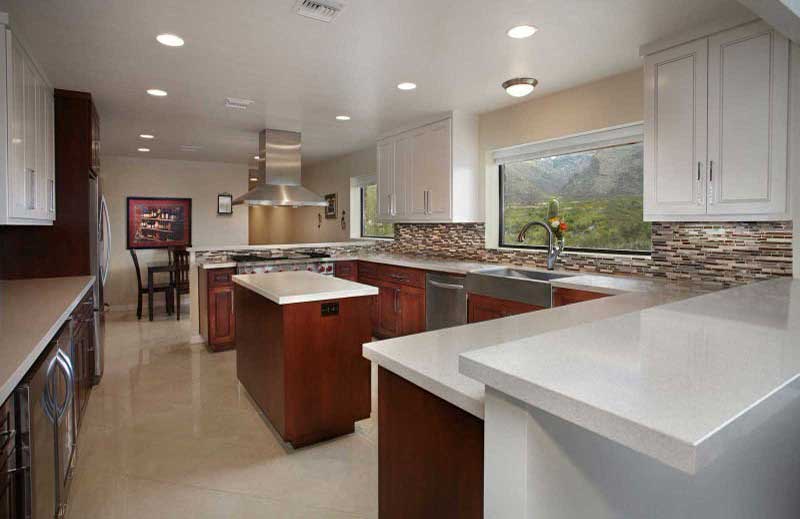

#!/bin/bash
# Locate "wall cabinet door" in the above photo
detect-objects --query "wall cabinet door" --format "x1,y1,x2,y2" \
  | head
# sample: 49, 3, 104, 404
422, 119, 452, 220
706, 22, 788, 216
8, 31, 26, 219
644, 38, 708, 219
377, 140, 395, 220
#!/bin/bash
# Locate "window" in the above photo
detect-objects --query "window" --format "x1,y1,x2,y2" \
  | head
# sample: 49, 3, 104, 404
361, 184, 394, 238
499, 128, 651, 254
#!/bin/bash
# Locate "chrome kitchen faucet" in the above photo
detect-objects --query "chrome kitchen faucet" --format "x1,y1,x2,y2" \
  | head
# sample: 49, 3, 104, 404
517, 220, 562, 270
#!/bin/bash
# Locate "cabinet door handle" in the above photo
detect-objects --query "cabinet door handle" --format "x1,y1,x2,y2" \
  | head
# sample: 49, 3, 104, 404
697, 162, 703, 205
394, 289, 399, 314
708, 160, 714, 204
697, 162, 701, 181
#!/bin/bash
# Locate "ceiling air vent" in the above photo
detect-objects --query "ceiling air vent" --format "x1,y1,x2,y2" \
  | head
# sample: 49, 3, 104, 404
225, 97, 254, 110
294, 0, 344, 22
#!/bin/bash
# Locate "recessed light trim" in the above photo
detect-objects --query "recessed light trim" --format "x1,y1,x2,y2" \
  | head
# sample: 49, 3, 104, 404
156, 33, 185, 47
253, 155, 260, 160
137, 147, 150, 153
397, 82, 417, 91
506, 25, 538, 39
249, 177, 259, 182
146, 88, 168, 97
335, 115, 351, 121
139, 134, 155, 139
502, 77, 538, 97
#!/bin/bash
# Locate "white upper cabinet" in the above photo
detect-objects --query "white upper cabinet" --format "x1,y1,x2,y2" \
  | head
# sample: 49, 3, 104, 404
376, 112, 481, 223
707, 22, 788, 217
0, 16, 55, 226
644, 38, 708, 218
643, 20, 790, 222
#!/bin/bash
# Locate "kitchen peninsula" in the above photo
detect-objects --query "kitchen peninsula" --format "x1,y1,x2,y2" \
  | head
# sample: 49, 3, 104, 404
233, 271, 378, 447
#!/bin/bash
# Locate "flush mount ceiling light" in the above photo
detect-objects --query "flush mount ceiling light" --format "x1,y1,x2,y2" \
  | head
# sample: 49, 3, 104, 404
335, 115, 351, 121
146, 88, 168, 97
506, 25, 538, 39
139, 134, 155, 139
137, 147, 150, 152
156, 33, 185, 47
502, 77, 538, 97
397, 82, 417, 91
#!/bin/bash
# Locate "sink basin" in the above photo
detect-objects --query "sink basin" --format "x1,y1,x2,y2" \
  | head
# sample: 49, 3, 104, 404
465, 268, 573, 309
474, 267, 571, 283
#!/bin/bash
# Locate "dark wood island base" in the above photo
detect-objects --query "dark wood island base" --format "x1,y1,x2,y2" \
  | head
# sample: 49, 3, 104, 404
235, 284, 372, 447
378, 367, 484, 519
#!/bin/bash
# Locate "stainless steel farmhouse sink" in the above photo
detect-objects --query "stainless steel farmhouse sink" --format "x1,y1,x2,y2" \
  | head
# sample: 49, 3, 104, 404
465, 267, 573, 308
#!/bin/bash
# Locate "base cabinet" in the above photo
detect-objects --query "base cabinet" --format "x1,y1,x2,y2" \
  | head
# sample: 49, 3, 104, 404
552, 287, 609, 307
358, 262, 426, 339
467, 293, 544, 323
199, 268, 236, 351
378, 367, 483, 519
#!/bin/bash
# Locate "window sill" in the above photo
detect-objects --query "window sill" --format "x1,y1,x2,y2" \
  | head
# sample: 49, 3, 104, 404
358, 236, 395, 242
495, 245, 652, 261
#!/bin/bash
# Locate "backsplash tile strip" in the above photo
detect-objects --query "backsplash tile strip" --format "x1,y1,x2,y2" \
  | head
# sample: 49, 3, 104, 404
194, 222, 792, 288
379, 222, 793, 287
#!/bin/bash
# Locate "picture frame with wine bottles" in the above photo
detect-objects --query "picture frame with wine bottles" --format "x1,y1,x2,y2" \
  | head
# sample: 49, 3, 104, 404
127, 197, 192, 249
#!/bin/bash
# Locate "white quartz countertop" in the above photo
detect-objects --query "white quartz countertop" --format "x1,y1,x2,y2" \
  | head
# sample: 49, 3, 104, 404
460, 278, 800, 474
233, 271, 378, 305
0, 276, 95, 404
364, 289, 695, 420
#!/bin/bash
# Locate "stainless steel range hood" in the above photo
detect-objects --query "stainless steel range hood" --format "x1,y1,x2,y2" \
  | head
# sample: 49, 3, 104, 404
233, 129, 327, 207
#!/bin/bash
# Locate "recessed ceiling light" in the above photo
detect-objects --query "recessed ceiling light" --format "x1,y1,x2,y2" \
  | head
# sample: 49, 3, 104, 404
137, 147, 150, 153
502, 77, 538, 97
336, 115, 351, 121
249, 177, 259, 182
139, 134, 155, 139
397, 82, 417, 91
506, 25, 538, 39
253, 155, 260, 160
146, 89, 168, 97
156, 33, 185, 47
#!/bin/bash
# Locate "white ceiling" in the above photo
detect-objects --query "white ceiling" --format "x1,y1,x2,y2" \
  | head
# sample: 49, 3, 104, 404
0, 0, 751, 166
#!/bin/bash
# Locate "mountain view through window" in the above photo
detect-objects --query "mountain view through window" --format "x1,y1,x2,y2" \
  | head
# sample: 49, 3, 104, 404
501, 142, 651, 253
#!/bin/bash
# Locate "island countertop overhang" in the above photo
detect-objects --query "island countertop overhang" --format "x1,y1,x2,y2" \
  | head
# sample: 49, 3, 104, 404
233, 271, 378, 305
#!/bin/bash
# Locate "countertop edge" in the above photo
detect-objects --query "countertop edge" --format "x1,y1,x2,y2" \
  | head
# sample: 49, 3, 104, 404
232, 274, 378, 305
363, 343, 485, 420
0, 276, 95, 404
458, 353, 698, 474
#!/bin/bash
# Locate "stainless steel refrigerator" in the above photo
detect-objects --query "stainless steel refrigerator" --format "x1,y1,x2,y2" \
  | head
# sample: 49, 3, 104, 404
89, 174, 110, 383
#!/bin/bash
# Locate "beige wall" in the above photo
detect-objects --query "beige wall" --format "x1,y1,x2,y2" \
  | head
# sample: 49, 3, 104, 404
479, 68, 644, 247
248, 146, 376, 244
102, 155, 249, 308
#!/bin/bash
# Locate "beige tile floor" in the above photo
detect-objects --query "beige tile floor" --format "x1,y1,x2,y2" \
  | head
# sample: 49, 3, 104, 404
67, 311, 379, 519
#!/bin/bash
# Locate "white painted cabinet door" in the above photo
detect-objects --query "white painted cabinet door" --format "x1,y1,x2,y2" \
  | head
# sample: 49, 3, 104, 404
377, 139, 395, 220
45, 84, 55, 218
707, 22, 789, 216
424, 119, 452, 220
392, 131, 413, 219
408, 127, 429, 219
644, 39, 708, 220
8, 31, 27, 219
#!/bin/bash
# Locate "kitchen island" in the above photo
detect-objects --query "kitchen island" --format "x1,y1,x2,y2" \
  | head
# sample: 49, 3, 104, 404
233, 271, 378, 447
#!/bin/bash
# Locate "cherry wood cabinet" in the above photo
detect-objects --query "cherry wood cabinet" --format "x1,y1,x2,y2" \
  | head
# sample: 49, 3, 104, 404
235, 285, 372, 447
199, 268, 236, 351
70, 290, 95, 429
358, 261, 426, 339
552, 287, 609, 307
467, 293, 544, 323
378, 367, 483, 519
334, 261, 358, 281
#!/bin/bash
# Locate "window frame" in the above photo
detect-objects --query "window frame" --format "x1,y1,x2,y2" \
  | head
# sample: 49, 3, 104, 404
497, 125, 651, 256
360, 183, 393, 239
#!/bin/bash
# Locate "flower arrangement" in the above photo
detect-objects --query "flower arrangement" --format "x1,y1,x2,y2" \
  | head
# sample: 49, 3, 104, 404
546, 198, 568, 243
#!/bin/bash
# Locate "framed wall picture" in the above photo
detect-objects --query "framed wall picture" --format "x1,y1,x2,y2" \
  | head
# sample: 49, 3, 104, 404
324, 193, 337, 219
127, 197, 192, 249
217, 193, 233, 215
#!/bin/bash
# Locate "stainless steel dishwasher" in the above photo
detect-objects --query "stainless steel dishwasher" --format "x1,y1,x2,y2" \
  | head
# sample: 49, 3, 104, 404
425, 272, 467, 331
